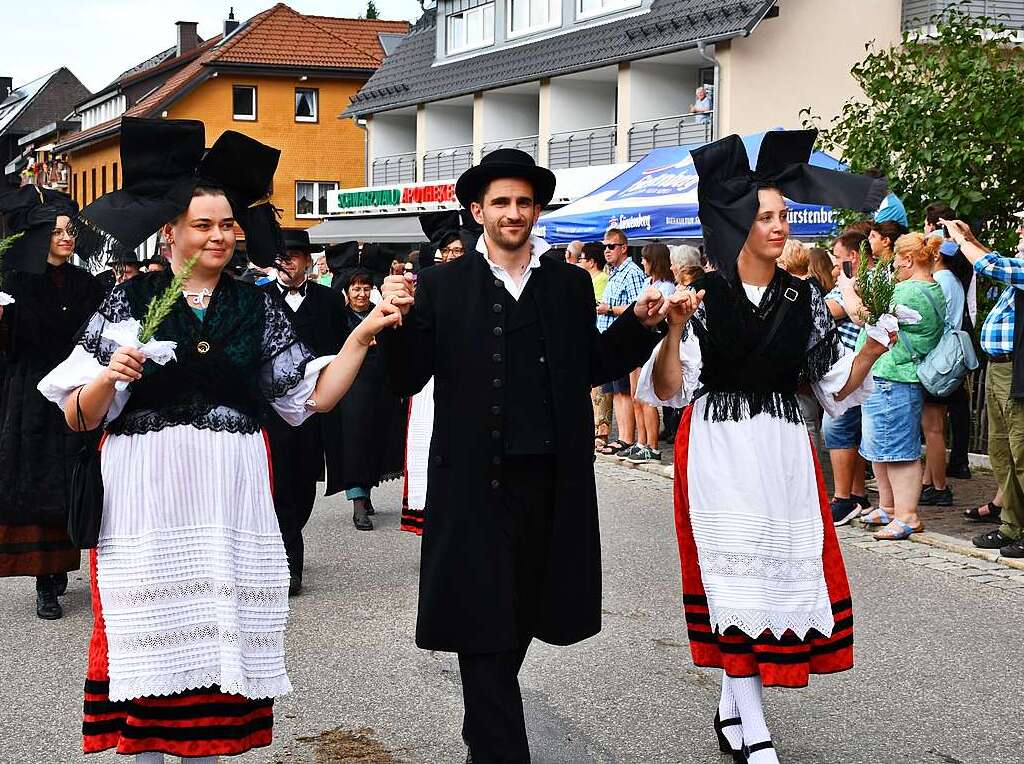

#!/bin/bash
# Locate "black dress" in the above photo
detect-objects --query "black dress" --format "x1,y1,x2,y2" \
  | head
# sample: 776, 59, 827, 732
327, 305, 406, 495
0, 262, 103, 576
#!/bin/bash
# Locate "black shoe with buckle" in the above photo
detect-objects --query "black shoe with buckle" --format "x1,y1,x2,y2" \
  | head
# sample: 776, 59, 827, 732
973, 529, 1015, 549
1000, 537, 1024, 558
353, 498, 374, 531
741, 740, 774, 763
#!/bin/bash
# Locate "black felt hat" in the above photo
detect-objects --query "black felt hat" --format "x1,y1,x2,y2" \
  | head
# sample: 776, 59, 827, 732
0, 185, 79, 273
73, 117, 284, 267
281, 228, 316, 254
692, 130, 888, 279
454, 149, 556, 209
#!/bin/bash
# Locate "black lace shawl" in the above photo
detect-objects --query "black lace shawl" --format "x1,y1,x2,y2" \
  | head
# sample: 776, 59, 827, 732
77, 270, 315, 435
688, 269, 840, 423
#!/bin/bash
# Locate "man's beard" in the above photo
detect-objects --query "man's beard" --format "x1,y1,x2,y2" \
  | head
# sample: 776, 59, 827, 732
485, 218, 532, 251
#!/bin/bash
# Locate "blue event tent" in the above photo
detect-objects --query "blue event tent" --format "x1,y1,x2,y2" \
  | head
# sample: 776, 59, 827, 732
536, 131, 846, 245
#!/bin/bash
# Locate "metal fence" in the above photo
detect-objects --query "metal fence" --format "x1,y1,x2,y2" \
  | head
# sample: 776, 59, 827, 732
482, 136, 539, 160
902, 0, 1024, 28
371, 153, 416, 185
548, 126, 617, 169
422, 145, 473, 181
628, 116, 713, 161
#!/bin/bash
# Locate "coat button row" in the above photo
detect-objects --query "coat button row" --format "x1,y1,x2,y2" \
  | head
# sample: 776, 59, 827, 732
491, 405, 501, 415
493, 378, 502, 388
493, 326, 503, 337
491, 479, 501, 489
492, 353, 502, 363
494, 279, 502, 288
492, 303, 503, 313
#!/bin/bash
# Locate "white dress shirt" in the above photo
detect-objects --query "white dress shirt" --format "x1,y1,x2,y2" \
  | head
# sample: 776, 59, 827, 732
476, 234, 551, 302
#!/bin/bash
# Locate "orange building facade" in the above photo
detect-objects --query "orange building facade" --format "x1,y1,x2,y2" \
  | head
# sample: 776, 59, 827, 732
59, 5, 408, 234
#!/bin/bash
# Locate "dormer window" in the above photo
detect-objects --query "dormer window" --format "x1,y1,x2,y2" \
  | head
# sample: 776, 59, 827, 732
447, 3, 495, 55
577, 0, 641, 21
508, 0, 561, 38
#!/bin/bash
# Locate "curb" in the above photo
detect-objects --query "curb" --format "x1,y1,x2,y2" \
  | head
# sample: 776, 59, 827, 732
596, 452, 1024, 572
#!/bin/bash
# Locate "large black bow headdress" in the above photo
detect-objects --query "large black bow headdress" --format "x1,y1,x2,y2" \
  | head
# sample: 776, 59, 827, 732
692, 130, 887, 279
72, 117, 285, 267
0, 185, 79, 273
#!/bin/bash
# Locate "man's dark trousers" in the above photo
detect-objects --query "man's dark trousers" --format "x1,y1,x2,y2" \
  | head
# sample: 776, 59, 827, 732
457, 455, 555, 764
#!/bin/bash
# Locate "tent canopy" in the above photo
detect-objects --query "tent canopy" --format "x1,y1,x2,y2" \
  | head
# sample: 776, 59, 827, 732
536, 131, 846, 245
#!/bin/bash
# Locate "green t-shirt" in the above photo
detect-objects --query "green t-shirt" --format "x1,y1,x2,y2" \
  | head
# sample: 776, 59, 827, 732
592, 271, 609, 303
855, 279, 946, 383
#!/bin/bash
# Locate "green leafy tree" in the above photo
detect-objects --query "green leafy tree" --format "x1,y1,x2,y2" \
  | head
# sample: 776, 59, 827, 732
365, 0, 379, 19
802, 6, 1024, 255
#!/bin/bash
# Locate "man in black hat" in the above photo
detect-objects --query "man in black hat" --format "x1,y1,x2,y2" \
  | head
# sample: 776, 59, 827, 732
109, 249, 143, 285
261, 228, 349, 595
380, 149, 668, 762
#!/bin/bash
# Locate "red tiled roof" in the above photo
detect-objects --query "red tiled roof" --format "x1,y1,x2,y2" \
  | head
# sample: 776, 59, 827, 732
55, 4, 409, 153
214, 4, 409, 69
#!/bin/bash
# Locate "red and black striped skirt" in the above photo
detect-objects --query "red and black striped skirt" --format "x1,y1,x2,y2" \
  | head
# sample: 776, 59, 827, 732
673, 405, 854, 688
82, 550, 274, 757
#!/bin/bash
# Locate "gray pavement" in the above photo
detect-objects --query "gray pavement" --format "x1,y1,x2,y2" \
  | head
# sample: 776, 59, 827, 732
1, 461, 1021, 764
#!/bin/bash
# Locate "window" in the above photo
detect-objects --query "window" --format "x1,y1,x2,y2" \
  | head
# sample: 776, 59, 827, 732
232, 85, 257, 121
577, 0, 640, 20
447, 3, 495, 54
508, 0, 560, 37
295, 88, 319, 122
296, 181, 339, 218
113, 162, 119, 191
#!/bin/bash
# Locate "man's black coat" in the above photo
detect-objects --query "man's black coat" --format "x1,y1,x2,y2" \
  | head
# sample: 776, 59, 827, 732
379, 249, 663, 653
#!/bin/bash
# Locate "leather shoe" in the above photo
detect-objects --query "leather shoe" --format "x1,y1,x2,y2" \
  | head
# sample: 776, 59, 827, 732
353, 499, 374, 531
1000, 538, 1024, 558
973, 529, 1015, 549
54, 572, 68, 597
288, 576, 302, 597
365, 497, 376, 516
35, 580, 63, 620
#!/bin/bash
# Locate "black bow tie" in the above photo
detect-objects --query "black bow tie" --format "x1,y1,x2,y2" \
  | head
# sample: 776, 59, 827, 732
280, 281, 307, 297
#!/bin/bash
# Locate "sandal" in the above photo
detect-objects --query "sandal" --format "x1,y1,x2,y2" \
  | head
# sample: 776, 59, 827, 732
860, 507, 893, 527
594, 436, 607, 450
598, 439, 628, 456
872, 518, 923, 541
965, 501, 1003, 524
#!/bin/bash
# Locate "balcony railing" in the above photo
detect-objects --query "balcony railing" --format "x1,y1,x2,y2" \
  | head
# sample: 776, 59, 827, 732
371, 152, 416, 185
902, 0, 1024, 30
482, 136, 539, 160
548, 125, 617, 170
422, 144, 473, 182
628, 115, 713, 161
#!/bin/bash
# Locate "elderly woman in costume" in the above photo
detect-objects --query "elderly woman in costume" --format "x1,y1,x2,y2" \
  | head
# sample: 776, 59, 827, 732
0, 186, 105, 620
640, 131, 893, 763
37, 117, 400, 763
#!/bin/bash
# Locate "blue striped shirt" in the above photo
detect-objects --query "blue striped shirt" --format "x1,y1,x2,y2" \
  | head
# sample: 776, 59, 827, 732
598, 258, 646, 333
976, 251, 1024, 356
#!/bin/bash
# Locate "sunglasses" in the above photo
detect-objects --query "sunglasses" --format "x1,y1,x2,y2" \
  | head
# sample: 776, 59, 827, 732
603, 243, 622, 250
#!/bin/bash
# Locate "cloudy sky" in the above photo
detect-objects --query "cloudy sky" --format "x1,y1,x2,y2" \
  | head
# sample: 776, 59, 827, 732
6, 0, 425, 93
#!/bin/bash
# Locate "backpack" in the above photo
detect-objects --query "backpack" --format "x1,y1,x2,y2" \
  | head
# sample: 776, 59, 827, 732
898, 282, 979, 398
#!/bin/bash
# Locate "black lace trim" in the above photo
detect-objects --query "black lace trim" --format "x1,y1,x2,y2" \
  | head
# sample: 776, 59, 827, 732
78, 329, 116, 366
801, 328, 842, 385
106, 406, 260, 436
697, 389, 803, 425
264, 355, 312, 400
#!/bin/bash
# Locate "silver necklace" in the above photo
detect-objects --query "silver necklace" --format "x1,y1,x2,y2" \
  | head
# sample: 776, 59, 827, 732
182, 288, 212, 307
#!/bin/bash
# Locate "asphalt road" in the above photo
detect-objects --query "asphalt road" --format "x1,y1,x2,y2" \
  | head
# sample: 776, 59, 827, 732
1, 461, 1020, 764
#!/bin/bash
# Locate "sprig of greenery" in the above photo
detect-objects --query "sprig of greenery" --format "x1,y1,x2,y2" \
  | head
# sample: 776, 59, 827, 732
854, 240, 897, 325
139, 253, 200, 343
0, 232, 24, 290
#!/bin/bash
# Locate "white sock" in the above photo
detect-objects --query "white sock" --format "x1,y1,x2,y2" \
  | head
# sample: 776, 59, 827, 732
181, 758, 218, 764
717, 673, 743, 750
730, 676, 780, 764
135, 754, 164, 764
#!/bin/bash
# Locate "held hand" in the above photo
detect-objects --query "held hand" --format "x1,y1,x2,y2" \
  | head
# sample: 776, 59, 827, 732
596, 302, 610, 316
354, 301, 404, 346
104, 346, 145, 386
381, 274, 415, 316
633, 287, 666, 327
861, 331, 897, 358
660, 287, 704, 327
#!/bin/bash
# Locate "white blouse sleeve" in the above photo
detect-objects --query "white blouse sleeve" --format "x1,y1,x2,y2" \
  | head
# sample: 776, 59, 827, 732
264, 353, 335, 426
37, 297, 134, 424
636, 329, 702, 408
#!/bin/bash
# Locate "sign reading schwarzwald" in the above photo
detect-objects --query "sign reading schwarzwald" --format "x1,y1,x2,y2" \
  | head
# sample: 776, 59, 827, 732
328, 181, 459, 215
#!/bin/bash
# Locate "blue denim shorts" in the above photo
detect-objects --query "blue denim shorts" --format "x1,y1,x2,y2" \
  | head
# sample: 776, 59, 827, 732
859, 379, 924, 463
822, 405, 862, 450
